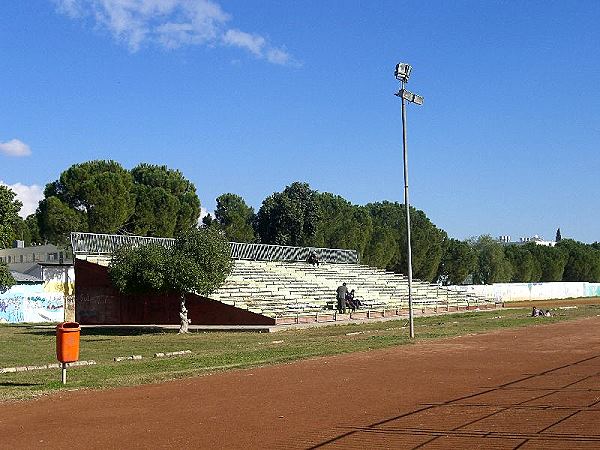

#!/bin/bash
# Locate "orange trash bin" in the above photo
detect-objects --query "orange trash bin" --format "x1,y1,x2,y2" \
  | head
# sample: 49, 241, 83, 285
56, 322, 80, 364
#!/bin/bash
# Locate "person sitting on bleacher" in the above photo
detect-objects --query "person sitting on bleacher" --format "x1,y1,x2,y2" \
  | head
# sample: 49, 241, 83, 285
346, 289, 360, 312
307, 251, 320, 267
349, 289, 362, 309
345, 291, 354, 312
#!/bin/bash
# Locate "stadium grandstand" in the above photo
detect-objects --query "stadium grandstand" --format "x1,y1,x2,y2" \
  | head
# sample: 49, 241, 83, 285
71, 232, 497, 326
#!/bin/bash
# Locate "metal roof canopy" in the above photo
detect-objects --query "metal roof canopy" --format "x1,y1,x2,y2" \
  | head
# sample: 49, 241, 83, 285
70, 232, 359, 264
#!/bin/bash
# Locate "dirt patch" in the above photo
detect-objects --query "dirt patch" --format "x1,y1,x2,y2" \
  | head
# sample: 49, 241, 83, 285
2, 317, 600, 449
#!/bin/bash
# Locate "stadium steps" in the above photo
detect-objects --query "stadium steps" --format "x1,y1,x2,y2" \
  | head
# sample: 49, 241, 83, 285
208, 260, 495, 318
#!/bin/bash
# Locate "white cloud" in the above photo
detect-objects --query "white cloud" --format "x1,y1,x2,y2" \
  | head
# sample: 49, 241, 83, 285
55, 0, 83, 17
197, 206, 213, 226
266, 48, 291, 66
199, 206, 210, 219
0, 139, 31, 157
223, 29, 265, 56
54, 0, 295, 64
0, 181, 44, 217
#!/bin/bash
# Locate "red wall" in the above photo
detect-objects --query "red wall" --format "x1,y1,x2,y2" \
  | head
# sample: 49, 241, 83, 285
75, 259, 275, 326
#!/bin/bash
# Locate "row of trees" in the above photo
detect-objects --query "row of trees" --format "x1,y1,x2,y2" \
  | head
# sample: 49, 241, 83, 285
203, 183, 600, 284
440, 236, 600, 285
2, 160, 599, 284
6, 160, 201, 246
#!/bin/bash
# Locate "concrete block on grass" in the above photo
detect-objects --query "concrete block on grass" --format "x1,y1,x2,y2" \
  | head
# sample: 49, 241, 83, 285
114, 355, 143, 362
154, 350, 192, 358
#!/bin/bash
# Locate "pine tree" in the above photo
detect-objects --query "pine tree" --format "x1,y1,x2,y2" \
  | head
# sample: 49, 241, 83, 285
555, 228, 562, 242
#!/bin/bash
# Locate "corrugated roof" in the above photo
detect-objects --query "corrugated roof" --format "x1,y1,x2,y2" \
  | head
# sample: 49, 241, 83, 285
10, 271, 43, 283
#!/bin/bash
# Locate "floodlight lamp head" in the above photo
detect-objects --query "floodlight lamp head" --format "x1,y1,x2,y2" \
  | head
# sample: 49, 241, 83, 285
395, 63, 412, 83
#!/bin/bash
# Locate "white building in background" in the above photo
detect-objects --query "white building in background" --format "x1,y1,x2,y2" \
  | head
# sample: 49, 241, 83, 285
497, 235, 556, 247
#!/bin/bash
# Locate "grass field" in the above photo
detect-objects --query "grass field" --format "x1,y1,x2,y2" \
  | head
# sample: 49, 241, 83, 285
1, 303, 600, 402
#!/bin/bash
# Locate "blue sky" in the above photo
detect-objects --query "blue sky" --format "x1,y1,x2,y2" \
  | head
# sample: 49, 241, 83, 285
1, 1, 599, 243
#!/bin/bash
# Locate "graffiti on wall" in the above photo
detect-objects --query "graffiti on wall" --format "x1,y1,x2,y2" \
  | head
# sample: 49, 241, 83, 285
585, 284, 600, 297
0, 285, 64, 323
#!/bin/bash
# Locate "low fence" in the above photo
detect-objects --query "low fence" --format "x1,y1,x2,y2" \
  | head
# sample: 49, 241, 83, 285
228, 242, 358, 264
71, 232, 359, 264
71, 232, 174, 256
449, 282, 600, 302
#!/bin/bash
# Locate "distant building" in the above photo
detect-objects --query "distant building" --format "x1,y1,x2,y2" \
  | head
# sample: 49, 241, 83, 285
0, 242, 73, 278
497, 235, 556, 247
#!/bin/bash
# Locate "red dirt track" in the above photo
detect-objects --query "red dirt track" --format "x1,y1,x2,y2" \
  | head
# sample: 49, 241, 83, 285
2, 317, 600, 449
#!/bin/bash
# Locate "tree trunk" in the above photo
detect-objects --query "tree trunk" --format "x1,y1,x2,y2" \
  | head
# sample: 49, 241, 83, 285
178, 293, 190, 334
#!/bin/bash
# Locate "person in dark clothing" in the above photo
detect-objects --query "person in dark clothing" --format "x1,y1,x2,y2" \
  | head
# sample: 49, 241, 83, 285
336, 282, 348, 313
345, 290, 356, 312
348, 289, 361, 309
307, 251, 320, 267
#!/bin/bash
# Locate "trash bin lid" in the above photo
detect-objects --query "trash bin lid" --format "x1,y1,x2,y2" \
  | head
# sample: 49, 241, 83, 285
57, 321, 80, 330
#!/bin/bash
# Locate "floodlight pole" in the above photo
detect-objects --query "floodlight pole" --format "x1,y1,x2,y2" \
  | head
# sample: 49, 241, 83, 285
400, 79, 415, 339
394, 63, 422, 339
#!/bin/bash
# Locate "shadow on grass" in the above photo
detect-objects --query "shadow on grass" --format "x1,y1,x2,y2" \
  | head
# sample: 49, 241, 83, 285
81, 327, 175, 337
25, 327, 173, 337
23, 330, 56, 337
0, 382, 41, 386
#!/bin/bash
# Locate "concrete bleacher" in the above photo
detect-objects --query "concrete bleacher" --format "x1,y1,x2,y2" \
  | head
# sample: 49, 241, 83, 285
70, 233, 497, 325
210, 260, 497, 322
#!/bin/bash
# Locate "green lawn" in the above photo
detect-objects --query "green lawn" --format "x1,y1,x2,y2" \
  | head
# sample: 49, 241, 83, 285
1, 304, 599, 402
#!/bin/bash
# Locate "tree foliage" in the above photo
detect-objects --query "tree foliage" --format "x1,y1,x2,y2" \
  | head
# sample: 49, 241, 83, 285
361, 201, 404, 269
313, 193, 373, 257
169, 227, 233, 295
397, 207, 447, 282
255, 182, 320, 246
37, 160, 201, 243
37, 196, 87, 246
471, 235, 512, 284
504, 245, 537, 282
129, 164, 201, 237
214, 193, 255, 242
529, 244, 567, 282
0, 185, 23, 248
109, 243, 169, 294
44, 160, 135, 234
361, 201, 447, 281
11, 215, 42, 246
0, 261, 15, 293
109, 227, 232, 332
438, 238, 477, 285
201, 214, 215, 229
558, 239, 600, 282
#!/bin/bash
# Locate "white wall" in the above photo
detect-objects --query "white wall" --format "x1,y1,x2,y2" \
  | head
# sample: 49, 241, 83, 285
0, 266, 75, 323
0, 285, 65, 323
450, 282, 600, 302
